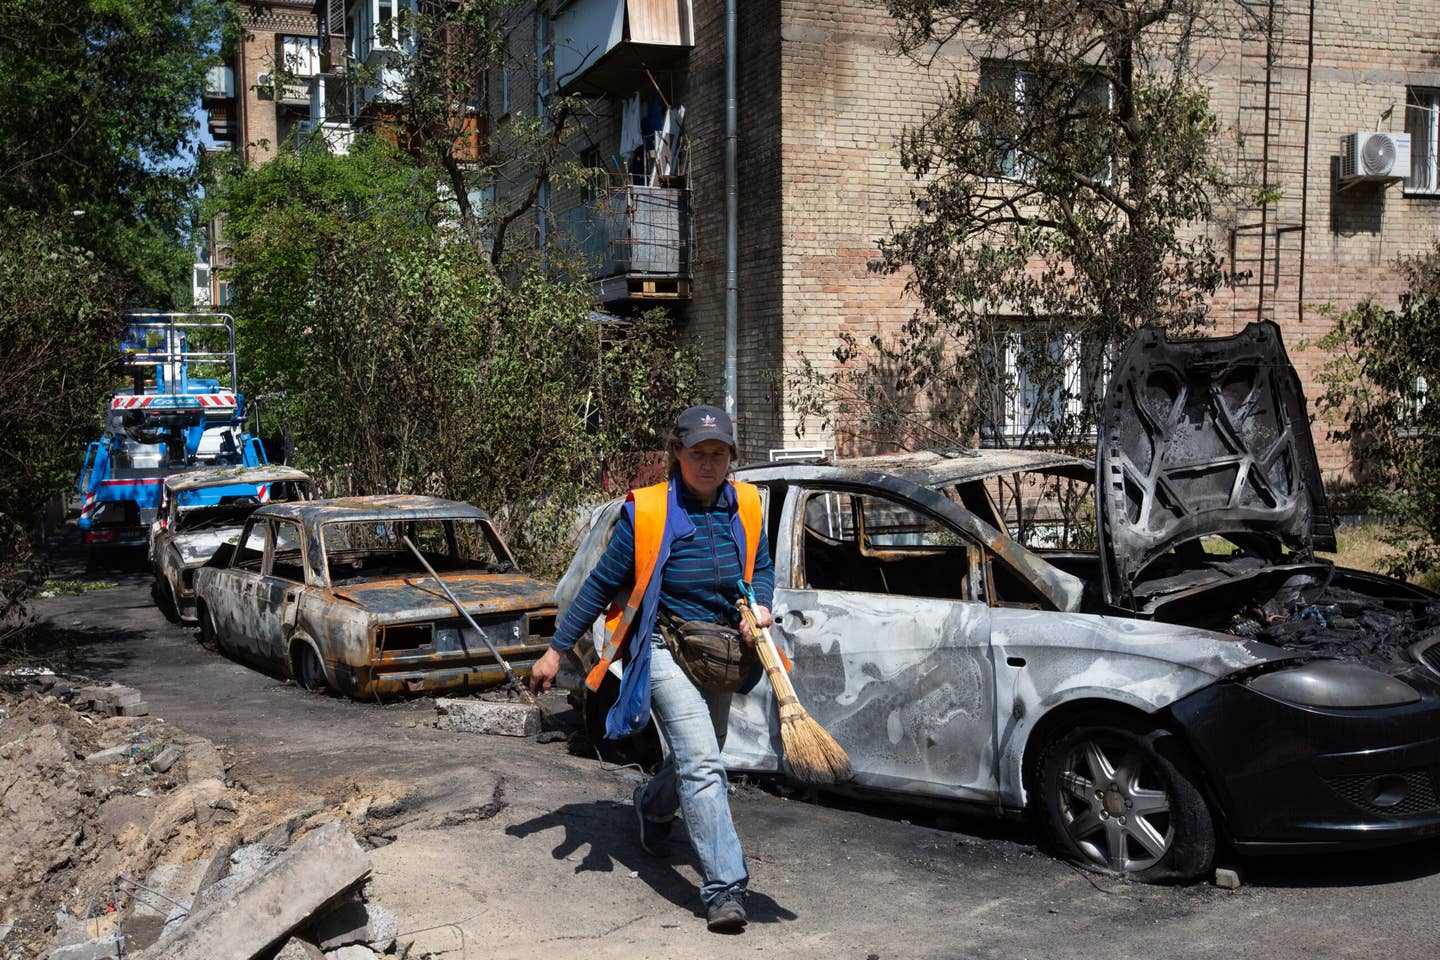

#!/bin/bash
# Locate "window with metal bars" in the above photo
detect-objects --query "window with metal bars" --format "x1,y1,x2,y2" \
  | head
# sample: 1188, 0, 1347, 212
1405, 87, 1439, 194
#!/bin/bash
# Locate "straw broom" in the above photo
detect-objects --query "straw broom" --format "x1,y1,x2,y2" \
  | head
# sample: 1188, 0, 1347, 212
736, 585, 852, 785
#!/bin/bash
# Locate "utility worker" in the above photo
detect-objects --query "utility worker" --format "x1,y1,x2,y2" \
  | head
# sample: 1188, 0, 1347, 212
529, 405, 774, 933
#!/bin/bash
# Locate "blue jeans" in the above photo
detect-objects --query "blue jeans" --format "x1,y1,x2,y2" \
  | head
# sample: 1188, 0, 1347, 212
637, 634, 749, 905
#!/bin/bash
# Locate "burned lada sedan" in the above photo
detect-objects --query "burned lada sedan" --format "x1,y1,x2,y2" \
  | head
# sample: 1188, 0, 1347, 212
149, 465, 316, 623
560, 321, 1440, 883
194, 495, 557, 699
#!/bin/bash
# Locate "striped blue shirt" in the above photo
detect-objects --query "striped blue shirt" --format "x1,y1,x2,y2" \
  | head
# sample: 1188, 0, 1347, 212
551, 482, 775, 654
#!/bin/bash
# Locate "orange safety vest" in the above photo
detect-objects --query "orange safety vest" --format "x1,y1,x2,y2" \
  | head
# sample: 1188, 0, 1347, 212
585, 478, 765, 691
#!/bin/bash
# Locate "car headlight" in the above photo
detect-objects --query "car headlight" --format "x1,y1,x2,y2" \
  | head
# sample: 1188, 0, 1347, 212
1247, 660, 1420, 709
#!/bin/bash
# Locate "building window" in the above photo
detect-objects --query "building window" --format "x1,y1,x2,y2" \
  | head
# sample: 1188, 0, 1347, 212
280, 36, 320, 77
500, 30, 512, 117
978, 59, 1111, 184
985, 322, 1107, 447
1405, 87, 1439, 194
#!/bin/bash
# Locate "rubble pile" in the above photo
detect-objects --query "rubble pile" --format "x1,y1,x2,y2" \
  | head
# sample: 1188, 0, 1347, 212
0, 677, 425, 960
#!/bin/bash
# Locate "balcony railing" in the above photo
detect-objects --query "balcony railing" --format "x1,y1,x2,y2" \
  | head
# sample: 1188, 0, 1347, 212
561, 184, 692, 302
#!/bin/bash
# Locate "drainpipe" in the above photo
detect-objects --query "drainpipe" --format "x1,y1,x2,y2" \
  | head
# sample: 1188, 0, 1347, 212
723, 0, 738, 422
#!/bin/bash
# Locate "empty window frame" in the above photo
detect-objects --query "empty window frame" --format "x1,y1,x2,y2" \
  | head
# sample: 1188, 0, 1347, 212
1405, 87, 1439, 194
799, 489, 978, 601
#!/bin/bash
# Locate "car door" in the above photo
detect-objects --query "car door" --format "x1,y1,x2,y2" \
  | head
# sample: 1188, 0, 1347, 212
214, 518, 269, 656
246, 518, 307, 667
730, 483, 999, 803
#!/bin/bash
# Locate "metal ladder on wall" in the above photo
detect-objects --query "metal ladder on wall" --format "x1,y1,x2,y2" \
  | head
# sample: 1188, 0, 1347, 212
1225, 0, 1314, 331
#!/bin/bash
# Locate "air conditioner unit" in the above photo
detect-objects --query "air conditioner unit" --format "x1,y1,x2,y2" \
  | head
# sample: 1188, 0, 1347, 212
1340, 131, 1411, 183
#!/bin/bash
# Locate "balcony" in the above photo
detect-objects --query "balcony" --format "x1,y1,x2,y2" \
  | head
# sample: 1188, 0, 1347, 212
553, 0, 693, 97
203, 64, 235, 102
561, 183, 692, 303
257, 72, 316, 109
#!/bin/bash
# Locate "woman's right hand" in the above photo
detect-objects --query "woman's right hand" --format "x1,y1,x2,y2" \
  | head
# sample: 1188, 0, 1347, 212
529, 647, 563, 695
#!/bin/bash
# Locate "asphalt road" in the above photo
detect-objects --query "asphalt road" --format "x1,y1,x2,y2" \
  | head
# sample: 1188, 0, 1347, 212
27, 546, 1440, 960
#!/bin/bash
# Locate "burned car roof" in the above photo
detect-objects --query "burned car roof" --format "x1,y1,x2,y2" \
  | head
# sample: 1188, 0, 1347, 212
739, 448, 1092, 489
164, 464, 313, 493
253, 495, 491, 525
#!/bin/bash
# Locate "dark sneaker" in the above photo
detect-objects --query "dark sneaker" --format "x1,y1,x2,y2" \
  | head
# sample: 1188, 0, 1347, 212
633, 783, 672, 857
706, 892, 748, 933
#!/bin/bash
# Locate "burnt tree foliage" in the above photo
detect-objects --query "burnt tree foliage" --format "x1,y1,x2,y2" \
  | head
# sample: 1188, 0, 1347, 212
791, 0, 1230, 453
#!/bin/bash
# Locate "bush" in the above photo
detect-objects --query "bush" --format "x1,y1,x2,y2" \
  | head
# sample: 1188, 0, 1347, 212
1318, 244, 1440, 581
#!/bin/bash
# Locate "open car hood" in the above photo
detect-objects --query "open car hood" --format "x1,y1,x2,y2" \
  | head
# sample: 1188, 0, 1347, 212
1097, 321, 1335, 608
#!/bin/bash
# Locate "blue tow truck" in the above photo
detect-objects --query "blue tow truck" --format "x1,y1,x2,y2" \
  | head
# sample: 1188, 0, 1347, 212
76, 312, 274, 552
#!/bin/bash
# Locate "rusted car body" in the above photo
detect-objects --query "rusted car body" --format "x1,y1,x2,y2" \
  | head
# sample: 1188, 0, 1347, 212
560, 322, 1440, 882
193, 495, 557, 700
149, 465, 316, 622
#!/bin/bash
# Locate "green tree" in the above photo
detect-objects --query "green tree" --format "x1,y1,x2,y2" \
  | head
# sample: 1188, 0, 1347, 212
212, 139, 699, 575
0, 213, 126, 651
791, 0, 1229, 452
0, 0, 237, 302
1318, 245, 1440, 582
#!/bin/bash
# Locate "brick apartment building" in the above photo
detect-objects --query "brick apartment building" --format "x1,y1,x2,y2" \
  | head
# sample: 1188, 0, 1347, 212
206, 1, 1440, 475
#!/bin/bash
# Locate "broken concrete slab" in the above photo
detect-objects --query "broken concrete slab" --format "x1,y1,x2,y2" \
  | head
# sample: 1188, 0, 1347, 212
144, 821, 371, 960
193, 841, 235, 898
48, 935, 122, 960
274, 937, 326, 960
324, 945, 379, 960
182, 739, 226, 783
148, 745, 183, 773
434, 697, 541, 738
313, 895, 398, 952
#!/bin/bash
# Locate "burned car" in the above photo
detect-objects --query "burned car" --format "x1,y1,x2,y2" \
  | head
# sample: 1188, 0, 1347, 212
561, 322, 1440, 882
149, 465, 316, 622
193, 495, 558, 700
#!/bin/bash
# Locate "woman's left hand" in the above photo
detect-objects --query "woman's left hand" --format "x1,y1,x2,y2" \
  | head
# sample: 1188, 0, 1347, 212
740, 605, 773, 646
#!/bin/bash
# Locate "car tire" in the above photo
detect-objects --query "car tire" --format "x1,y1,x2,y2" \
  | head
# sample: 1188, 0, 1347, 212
1035, 715, 1216, 883
294, 642, 328, 693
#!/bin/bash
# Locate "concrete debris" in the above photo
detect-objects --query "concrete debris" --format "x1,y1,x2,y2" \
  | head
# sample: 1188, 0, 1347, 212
1214, 867, 1243, 890
324, 945, 380, 960
148, 744, 183, 773
2, 691, 417, 960
182, 739, 226, 782
274, 937, 327, 960
313, 894, 399, 952
144, 821, 372, 960
47, 934, 122, 960
434, 696, 542, 737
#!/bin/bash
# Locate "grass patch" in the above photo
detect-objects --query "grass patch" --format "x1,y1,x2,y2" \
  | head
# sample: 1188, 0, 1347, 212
1318, 521, 1440, 591
37, 579, 117, 598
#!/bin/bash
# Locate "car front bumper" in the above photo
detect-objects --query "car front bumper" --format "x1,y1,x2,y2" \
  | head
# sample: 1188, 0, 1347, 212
1169, 676, 1440, 853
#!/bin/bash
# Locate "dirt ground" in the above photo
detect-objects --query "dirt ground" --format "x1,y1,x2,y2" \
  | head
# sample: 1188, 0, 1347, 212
10, 540, 1440, 960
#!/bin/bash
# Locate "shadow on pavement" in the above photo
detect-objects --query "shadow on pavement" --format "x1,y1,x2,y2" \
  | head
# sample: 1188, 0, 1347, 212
1238, 837, 1440, 888
506, 801, 799, 923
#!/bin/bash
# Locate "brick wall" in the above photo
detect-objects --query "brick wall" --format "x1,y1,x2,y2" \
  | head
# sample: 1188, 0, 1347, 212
237, 2, 317, 166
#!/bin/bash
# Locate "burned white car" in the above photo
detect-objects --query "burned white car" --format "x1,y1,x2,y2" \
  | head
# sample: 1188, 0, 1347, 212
194, 496, 557, 700
563, 322, 1440, 882
149, 465, 316, 622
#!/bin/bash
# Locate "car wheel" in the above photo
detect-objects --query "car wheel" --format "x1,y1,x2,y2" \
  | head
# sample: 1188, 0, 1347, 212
294, 643, 328, 693
1035, 716, 1216, 883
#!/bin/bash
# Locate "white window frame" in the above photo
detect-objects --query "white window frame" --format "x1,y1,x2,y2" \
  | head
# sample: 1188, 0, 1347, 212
280, 35, 321, 77
1405, 87, 1439, 195
978, 59, 1114, 186
986, 321, 1108, 447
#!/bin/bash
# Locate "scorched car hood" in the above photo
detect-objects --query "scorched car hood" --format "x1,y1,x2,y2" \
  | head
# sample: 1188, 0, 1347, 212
1097, 321, 1336, 609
